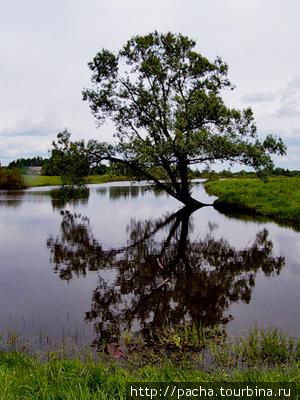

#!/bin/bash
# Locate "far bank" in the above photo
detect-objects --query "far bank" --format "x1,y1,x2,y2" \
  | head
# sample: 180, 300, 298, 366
23, 174, 129, 188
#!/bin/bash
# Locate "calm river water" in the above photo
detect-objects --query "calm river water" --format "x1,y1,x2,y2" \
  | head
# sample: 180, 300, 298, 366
0, 181, 299, 349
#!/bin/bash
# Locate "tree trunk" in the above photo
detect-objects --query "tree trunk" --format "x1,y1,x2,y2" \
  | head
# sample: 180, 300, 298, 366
175, 156, 206, 209
179, 193, 206, 209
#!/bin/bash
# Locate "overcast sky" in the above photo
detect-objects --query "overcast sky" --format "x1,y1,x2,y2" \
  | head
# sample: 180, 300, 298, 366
0, 0, 299, 169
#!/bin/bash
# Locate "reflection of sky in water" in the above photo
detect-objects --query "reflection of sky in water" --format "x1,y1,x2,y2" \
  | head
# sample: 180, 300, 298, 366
0, 181, 300, 348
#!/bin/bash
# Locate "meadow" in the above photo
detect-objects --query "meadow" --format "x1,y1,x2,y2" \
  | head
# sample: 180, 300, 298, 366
205, 177, 300, 223
23, 174, 128, 188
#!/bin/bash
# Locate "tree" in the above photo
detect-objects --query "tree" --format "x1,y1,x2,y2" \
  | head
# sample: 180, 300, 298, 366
67, 32, 285, 208
47, 130, 90, 188
43, 136, 109, 177
0, 167, 26, 189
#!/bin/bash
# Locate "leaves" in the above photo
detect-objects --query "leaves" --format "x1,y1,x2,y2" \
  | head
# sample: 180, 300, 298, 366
62, 32, 286, 204
50, 130, 90, 189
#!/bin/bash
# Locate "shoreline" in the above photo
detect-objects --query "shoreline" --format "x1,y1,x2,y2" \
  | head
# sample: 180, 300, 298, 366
205, 177, 300, 226
0, 327, 299, 398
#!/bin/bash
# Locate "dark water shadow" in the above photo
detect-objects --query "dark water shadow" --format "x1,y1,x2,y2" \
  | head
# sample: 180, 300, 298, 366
96, 185, 168, 200
0, 190, 26, 208
0, 188, 90, 209
213, 202, 300, 232
47, 206, 284, 350
49, 188, 90, 209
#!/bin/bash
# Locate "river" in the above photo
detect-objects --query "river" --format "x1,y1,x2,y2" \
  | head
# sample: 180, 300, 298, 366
0, 181, 299, 350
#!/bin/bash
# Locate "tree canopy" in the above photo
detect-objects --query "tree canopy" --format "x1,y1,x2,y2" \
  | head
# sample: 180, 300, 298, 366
62, 32, 286, 207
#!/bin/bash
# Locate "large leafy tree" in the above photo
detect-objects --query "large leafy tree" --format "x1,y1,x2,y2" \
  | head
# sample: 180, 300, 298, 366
79, 32, 285, 207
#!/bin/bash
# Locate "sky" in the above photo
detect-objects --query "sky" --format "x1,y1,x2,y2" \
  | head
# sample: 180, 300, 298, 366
0, 0, 299, 169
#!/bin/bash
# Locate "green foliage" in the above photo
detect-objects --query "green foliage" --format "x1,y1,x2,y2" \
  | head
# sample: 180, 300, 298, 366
0, 167, 26, 189
79, 31, 285, 206
154, 324, 224, 350
23, 175, 62, 187
238, 328, 296, 365
49, 130, 90, 189
271, 167, 300, 177
205, 177, 300, 223
43, 154, 109, 177
41, 157, 62, 176
91, 163, 108, 175
8, 156, 45, 173
106, 161, 136, 178
0, 328, 300, 399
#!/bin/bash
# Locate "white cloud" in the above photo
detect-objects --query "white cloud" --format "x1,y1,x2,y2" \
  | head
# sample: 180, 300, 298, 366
0, 0, 299, 166
0, 114, 62, 137
276, 145, 300, 163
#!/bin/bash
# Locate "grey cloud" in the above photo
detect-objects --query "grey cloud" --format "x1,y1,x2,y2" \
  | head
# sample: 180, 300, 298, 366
0, 127, 54, 137
274, 127, 300, 141
242, 92, 278, 103
275, 107, 300, 119
0, 0, 300, 164
0, 136, 51, 166
0, 115, 62, 137
274, 76, 300, 118
242, 75, 300, 118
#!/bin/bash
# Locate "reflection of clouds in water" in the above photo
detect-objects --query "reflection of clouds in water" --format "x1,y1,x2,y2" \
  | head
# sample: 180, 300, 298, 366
267, 230, 300, 276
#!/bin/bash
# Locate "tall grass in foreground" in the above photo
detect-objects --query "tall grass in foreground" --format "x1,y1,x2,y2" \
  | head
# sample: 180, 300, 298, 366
1, 328, 300, 399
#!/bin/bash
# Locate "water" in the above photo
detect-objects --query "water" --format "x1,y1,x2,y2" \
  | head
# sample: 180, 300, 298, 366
0, 181, 300, 349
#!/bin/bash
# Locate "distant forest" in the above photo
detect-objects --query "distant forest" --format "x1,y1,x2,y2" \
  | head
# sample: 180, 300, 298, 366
3, 156, 300, 178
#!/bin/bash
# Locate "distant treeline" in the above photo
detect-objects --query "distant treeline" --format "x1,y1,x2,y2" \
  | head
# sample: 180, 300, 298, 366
4, 157, 300, 179
7, 157, 46, 170
5, 157, 110, 176
191, 168, 300, 179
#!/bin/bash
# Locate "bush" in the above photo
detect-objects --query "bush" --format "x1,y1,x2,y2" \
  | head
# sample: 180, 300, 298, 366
0, 168, 26, 189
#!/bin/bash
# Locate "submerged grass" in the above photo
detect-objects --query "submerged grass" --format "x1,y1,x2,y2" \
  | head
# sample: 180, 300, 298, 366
205, 177, 300, 224
23, 174, 129, 188
153, 323, 224, 350
1, 328, 300, 398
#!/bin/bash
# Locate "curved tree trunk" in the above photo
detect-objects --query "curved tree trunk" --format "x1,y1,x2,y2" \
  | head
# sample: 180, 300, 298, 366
104, 156, 209, 208
178, 194, 206, 209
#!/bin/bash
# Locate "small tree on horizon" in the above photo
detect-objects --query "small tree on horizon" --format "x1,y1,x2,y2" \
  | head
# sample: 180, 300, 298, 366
59, 32, 286, 207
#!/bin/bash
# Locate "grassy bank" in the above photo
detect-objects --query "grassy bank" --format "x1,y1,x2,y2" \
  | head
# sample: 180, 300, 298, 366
1, 328, 300, 399
23, 175, 129, 188
205, 177, 300, 224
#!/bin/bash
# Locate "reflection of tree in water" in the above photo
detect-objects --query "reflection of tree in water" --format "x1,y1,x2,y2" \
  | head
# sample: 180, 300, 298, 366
50, 188, 90, 209
0, 189, 90, 209
47, 208, 284, 347
96, 185, 168, 200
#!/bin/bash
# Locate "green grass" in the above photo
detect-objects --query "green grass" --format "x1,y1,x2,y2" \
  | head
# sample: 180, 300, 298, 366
23, 175, 129, 188
23, 175, 62, 187
1, 328, 300, 399
205, 177, 300, 224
